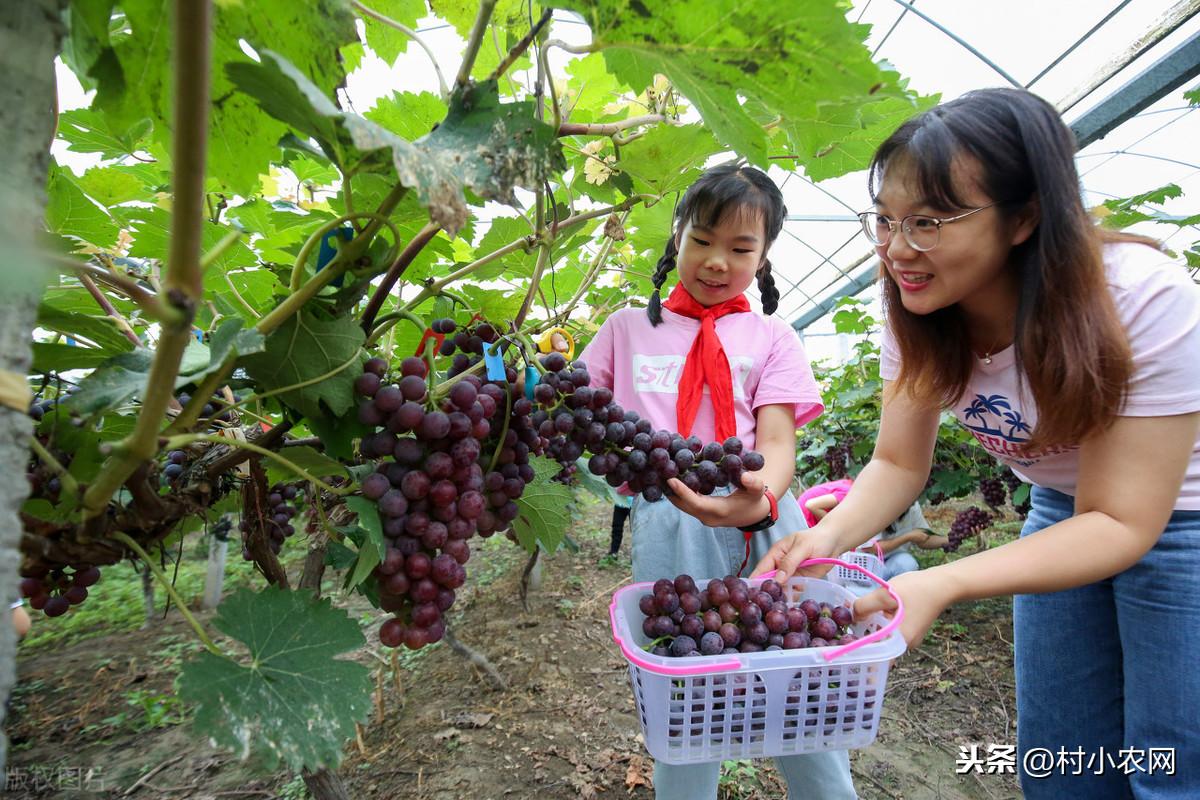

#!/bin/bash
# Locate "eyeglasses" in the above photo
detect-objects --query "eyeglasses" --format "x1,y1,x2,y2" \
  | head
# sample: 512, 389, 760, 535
856, 203, 997, 252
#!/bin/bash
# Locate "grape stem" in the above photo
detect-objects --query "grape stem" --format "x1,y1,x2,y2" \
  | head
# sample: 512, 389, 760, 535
198, 350, 363, 423
112, 531, 222, 656
165, 433, 356, 495
288, 212, 401, 293
487, 383, 514, 474
365, 309, 426, 347
454, 0, 497, 89
28, 438, 80, 496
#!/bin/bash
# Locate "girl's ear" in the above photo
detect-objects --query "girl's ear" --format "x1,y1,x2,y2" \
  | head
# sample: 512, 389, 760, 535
1011, 198, 1040, 247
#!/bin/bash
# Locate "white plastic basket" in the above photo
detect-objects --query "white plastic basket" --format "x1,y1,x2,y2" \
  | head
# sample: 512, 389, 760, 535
831, 548, 886, 588
609, 558, 905, 765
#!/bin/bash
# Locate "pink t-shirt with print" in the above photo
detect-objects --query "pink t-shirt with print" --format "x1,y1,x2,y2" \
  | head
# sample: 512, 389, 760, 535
882, 242, 1200, 510
580, 306, 823, 451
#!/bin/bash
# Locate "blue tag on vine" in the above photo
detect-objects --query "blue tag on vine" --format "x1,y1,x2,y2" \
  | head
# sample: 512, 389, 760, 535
524, 366, 538, 400
316, 226, 354, 288
482, 341, 506, 381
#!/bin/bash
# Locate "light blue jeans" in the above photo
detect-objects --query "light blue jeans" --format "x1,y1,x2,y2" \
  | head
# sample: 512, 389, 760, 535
629, 490, 857, 800
1014, 486, 1200, 799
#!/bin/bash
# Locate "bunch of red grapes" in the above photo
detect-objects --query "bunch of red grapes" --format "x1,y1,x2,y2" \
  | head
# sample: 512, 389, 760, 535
945, 506, 992, 552
19, 564, 101, 618
637, 574, 858, 657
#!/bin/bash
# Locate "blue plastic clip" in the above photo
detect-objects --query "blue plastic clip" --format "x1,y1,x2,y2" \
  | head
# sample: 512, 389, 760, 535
482, 341, 507, 381
316, 226, 354, 287
524, 366, 538, 400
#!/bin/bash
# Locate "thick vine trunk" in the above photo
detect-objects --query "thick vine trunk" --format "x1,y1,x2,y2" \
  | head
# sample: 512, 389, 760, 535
0, 0, 65, 773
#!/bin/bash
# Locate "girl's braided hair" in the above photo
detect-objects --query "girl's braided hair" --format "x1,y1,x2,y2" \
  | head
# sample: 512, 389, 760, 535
647, 163, 786, 326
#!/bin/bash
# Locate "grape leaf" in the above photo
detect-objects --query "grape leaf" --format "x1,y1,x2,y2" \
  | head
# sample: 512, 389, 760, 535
471, 216, 537, 279
358, 0, 427, 66
74, 165, 149, 207
365, 91, 450, 143
31, 342, 117, 372
560, 0, 926, 173
65, 339, 209, 414
56, 109, 152, 159
178, 587, 372, 771
228, 51, 565, 235
45, 164, 120, 250
511, 455, 574, 554
36, 304, 137, 353
616, 124, 722, 195
240, 310, 365, 420
264, 446, 351, 487
342, 496, 387, 590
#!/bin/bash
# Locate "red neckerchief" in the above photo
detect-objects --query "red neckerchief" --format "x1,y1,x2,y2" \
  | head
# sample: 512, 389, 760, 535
661, 282, 750, 442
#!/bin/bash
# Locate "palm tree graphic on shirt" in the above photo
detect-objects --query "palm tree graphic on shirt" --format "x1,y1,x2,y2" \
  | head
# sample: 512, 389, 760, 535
962, 393, 1027, 440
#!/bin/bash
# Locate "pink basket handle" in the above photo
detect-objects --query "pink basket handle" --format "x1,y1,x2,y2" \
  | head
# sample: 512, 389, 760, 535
609, 587, 744, 676
798, 557, 905, 662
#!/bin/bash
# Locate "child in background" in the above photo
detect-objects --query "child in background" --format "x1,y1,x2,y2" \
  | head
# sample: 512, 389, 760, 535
581, 163, 855, 800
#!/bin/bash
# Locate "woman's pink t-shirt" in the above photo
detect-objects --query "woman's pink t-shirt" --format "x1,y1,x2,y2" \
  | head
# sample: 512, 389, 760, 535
882, 242, 1200, 510
580, 306, 823, 450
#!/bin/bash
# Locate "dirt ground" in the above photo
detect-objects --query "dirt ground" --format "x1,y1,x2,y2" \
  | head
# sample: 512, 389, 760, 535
6, 497, 1023, 799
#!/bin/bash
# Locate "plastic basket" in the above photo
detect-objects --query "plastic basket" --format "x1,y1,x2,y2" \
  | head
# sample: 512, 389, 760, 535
831, 548, 885, 588
609, 558, 905, 765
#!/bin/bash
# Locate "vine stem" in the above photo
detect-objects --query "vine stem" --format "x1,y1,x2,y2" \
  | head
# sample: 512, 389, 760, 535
554, 209, 629, 322
487, 8, 553, 83
543, 38, 593, 55
351, 1, 449, 100
360, 221, 442, 333
112, 532, 222, 656
201, 351, 363, 422
289, 211, 400, 293
455, 0, 498, 88
166, 434, 356, 495
78, 273, 141, 346
81, 0, 212, 519
403, 234, 536, 313
28, 438, 80, 495
514, 243, 551, 328
366, 308, 427, 347
557, 114, 668, 137
48, 254, 178, 324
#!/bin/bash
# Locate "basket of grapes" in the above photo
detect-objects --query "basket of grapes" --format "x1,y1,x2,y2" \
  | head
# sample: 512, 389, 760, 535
609, 558, 905, 765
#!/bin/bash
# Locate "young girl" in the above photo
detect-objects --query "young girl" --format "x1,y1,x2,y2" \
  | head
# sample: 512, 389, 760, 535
755, 88, 1200, 798
581, 164, 856, 799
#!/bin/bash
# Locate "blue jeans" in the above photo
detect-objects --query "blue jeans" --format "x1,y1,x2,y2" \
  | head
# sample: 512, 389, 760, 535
1014, 486, 1200, 799
630, 491, 856, 800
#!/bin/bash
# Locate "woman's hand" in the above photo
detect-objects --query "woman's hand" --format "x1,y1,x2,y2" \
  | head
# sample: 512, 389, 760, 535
750, 524, 844, 580
851, 568, 956, 649
665, 469, 770, 529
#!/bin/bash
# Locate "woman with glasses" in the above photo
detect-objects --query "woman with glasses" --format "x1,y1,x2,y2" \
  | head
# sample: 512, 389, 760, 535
756, 87, 1200, 799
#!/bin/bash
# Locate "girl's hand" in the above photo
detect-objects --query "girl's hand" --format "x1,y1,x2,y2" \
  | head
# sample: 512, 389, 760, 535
665, 470, 769, 529
751, 525, 843, 580
851, 569, 955, 649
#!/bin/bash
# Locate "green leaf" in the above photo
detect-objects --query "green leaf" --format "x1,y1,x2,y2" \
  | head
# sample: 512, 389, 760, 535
56, 109, 152, 159
240, 310, 365, 420
46, 164, 120, 250
303, 413, 372, 462
31, 342, 117, 372
472, 216, 537, 279
617, 124, 722, 195
228, 52, 565, 235
342, 496, 387, 590
1184, 85, 1200, 107
365, 91, 449, 142
60, 0, 118, 92
461, 284, 524, 322
198, 320, 268, 382
561, 0, 927, 173
264, 446, 350, 487
66, 339, 209, 414
563, 52, 631, 124
36, 303, 137, 353
358, 0, 427, 65
511, 456, 574, 554
74, 165, 150, 207
178, 587, 371, 771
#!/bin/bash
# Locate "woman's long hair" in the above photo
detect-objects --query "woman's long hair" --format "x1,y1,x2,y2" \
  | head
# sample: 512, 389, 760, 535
871, 88, 1154, 451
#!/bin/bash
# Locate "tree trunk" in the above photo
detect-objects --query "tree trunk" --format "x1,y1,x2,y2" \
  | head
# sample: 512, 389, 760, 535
0, 0, 66, 774
298, 531, 328, 597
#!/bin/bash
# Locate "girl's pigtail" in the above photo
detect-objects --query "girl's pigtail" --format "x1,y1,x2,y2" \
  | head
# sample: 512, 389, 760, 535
647, 237, 678, 326
757, 259, 779, 316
